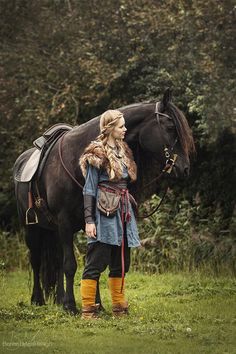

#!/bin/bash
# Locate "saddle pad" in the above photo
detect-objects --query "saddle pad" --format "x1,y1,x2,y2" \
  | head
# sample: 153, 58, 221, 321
16, 149, 41, 182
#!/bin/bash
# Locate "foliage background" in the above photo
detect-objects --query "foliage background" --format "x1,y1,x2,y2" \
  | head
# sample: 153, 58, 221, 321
0, 0, 235, 272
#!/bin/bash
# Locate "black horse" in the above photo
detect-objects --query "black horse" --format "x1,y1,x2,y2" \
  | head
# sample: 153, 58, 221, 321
13, 89, 195, 314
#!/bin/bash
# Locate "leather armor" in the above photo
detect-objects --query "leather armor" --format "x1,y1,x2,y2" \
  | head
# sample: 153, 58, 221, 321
83, 194, 96, 223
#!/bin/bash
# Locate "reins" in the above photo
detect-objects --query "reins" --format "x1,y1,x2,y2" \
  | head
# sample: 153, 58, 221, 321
58, 101, 179, 219
59, 131, 84, 189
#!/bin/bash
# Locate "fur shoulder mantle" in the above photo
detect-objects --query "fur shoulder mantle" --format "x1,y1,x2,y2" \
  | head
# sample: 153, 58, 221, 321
79, 140, 137, 182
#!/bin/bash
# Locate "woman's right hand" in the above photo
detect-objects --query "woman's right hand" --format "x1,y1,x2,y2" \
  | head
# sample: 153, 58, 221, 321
85, 223, 97, 238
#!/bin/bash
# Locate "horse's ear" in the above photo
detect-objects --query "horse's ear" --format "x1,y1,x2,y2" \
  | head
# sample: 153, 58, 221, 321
160, 88, 172, 111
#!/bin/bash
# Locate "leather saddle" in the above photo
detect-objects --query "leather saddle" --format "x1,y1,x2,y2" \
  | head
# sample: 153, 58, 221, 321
15, 123, 73, 183
14, 123, 74, 225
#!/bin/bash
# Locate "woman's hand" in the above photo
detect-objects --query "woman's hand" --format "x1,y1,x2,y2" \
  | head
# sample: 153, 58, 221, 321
85, 223, 97, 238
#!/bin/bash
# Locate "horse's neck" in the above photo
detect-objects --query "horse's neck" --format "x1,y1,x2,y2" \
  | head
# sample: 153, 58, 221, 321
129, 143, 162, 204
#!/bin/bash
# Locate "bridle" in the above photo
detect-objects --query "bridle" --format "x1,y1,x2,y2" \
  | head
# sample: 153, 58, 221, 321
136, 101, 179, 218
154, 101, 178, 175
58, 101, 179, 218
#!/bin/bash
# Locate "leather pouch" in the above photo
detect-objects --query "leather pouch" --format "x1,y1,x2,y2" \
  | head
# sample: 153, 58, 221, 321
97, 188, 121, 217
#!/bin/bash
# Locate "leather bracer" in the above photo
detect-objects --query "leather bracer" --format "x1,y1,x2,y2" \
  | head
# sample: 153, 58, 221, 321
83, 194, 96, 223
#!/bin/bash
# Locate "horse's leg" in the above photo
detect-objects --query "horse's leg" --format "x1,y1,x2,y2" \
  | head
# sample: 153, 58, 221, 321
25, 225, 45, 306
58, 218, 78, 314
55, 239, 65, 305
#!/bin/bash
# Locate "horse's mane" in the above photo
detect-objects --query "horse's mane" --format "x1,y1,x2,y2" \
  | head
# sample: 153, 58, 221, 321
165, 102, 196, 157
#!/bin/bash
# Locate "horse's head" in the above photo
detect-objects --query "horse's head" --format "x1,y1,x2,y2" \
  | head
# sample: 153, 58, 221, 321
137, 89, 196, 180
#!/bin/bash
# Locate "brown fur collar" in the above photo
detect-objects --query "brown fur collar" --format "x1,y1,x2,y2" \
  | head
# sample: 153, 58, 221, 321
79, 140, 137, 182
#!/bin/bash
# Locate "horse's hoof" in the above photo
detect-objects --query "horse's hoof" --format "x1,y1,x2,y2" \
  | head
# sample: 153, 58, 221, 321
31, 296, 46, 306
63, 305, 79, 315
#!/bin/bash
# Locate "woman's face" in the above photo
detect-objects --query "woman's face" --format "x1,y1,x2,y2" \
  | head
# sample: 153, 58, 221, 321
111, 117, 127, 140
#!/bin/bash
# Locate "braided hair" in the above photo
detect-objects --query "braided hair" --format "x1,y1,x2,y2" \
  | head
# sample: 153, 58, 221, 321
95, 109, 126, 181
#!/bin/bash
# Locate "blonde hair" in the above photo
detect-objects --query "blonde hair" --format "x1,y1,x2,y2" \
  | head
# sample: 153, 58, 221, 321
95, 109, 126, 180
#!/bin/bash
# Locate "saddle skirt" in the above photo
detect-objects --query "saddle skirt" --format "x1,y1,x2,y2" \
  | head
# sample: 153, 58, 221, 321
15, 149, 41, 182
14, 123, 73, 183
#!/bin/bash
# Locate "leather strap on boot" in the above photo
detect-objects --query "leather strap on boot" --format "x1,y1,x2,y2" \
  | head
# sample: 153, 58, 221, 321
112, 300, 129, 317
81, 304, 100, 319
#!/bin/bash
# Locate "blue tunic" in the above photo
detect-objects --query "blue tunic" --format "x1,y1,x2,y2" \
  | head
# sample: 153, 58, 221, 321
82, 161, 141, 248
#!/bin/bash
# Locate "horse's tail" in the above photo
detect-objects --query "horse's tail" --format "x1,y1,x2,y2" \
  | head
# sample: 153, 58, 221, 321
40, 228, 62, 301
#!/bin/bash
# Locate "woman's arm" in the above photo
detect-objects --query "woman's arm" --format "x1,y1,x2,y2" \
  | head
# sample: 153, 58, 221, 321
82, 161, 99, 225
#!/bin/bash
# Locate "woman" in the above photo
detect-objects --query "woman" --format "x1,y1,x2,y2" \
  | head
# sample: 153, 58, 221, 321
79, 109, 141, 319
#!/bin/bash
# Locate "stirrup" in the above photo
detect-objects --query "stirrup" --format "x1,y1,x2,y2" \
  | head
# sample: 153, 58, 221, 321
26, 208, 38, 225
26, 187, 38, 225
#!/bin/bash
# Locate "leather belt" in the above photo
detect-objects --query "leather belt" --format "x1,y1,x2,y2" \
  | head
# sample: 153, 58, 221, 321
98, 181, 138, 211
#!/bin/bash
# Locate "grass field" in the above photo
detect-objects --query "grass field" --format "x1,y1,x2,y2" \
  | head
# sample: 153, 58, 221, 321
0, 268, 235, 354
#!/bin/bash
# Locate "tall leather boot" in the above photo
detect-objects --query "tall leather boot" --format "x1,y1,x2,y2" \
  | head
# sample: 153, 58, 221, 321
108, 277, 129, 317
80, 279, 100, 319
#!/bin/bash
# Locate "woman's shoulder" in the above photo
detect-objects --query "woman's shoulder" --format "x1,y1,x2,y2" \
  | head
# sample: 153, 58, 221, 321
79, 140, 106, 178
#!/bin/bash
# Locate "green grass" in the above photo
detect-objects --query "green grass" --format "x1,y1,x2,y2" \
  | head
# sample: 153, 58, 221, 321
0, 268, 235, 354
